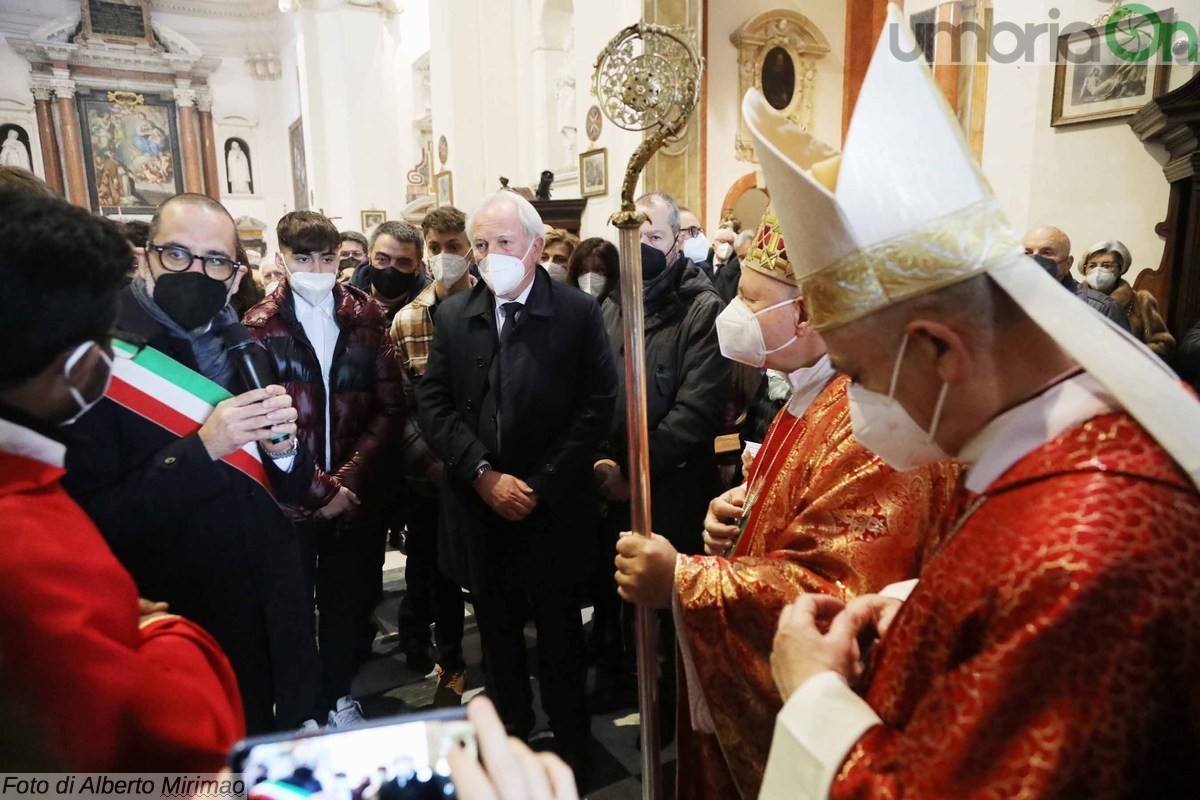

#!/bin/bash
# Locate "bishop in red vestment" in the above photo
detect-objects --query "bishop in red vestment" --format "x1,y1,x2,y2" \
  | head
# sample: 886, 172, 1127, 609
744, 8, 1200, 798
614, 209, 960, 799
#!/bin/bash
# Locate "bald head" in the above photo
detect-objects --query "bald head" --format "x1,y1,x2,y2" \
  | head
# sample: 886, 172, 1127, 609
1022, 225, 1073, 281
148, 193, 238, 254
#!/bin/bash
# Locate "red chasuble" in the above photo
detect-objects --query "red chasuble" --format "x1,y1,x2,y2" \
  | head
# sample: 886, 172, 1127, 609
0, 436, 245, 770
832, 413, 1200, 797
673, 375, 961, 799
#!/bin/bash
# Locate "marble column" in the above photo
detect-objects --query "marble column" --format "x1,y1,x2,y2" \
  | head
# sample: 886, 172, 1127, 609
196, 91, 221, 201
174, 88, 203, 194
30, 85, 64, 195
52, 79, 89, 208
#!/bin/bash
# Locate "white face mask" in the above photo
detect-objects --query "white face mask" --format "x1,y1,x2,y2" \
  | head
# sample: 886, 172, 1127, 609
682, 233, 710, 264
264, 280, 280, 295
578, 273, 607, 298
714, 242, 734, 262
479, 239, 534, 299
430, 253, 470, 288
1085, 267, 1118, 293
847, 333, 951, 472
715, 296, 798, 368
545, 263, 569, 283
288, 269, 337, 305
61, 341, 113, 426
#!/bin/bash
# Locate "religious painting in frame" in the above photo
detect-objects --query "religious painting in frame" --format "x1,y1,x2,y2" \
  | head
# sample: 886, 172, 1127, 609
360, 209, 386, 231
76, 88, 182, 215
1051, 8, 1171, 127
288, 117, 309, 211
435, 170, 453, 207
579, 148, 607, 197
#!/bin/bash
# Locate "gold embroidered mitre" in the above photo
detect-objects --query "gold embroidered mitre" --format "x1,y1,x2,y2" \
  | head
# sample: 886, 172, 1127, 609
742, 4, 1022, 331
742, 2, 1200, 489
740, 206, 797, 287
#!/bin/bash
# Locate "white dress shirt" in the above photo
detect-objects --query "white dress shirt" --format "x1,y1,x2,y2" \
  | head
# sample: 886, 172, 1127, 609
0, 416, 65, 468
493, 278, 535, 336
292, 288, 339, 471
757, 371, 1121, 800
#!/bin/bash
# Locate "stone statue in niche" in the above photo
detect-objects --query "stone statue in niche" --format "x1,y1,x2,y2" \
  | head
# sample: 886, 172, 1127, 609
225, 138, 253, 194
0, 127, 32, 171
556, 29, 577, 163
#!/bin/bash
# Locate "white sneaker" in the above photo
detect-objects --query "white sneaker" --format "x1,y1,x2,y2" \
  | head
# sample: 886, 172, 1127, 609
327, 696, 365, 729
298, 718, 322, 734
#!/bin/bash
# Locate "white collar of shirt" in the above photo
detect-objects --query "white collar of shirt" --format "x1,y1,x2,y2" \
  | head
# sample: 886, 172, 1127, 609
0, 417, 65, 468
958, 371, 1119, 493
494, 276, 536, 333
785, 354, 837, 418
293, 287, 336, 321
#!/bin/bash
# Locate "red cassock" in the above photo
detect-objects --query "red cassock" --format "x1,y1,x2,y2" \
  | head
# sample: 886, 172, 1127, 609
0, 446, 245, 770
832, 413, 1200, 797
673, 375, 961, 799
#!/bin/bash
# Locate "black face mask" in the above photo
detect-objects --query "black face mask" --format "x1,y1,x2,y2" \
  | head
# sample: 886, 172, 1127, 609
641, 242, 669, 282
371, 266, 418, 298
339, 256, 361, 272
153, 271, 230, 330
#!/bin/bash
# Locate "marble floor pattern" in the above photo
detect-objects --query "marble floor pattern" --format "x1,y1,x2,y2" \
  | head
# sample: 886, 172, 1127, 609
349, 548, 677, 800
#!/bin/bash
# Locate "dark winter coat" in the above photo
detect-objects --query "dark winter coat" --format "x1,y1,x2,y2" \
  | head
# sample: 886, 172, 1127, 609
417, 266, 618, 589
242, 281, 406, 516
712, 254, 742, 305
62, 288, 321, 734
599, 259, 730, 553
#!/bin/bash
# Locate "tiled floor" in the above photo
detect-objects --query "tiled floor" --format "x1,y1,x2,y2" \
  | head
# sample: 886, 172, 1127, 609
350, 549, 676, 799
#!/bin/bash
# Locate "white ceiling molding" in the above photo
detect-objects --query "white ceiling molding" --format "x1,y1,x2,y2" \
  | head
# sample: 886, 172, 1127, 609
150, 0, 279, 21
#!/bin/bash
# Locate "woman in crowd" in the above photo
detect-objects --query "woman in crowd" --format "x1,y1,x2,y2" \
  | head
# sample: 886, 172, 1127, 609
1080, 239, 1176, 361
566, 237, 619, 303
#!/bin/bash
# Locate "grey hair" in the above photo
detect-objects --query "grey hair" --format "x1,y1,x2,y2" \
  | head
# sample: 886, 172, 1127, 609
635, 192, 681, 236
467, 191, 545, 245
1082, 240, 1131, 273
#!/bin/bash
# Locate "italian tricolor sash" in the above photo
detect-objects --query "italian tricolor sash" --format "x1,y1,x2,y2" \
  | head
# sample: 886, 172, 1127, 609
108, 339, 274, 497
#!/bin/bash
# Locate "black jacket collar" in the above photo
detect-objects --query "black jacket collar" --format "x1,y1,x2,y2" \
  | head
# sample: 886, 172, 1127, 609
460, 265, 556, 319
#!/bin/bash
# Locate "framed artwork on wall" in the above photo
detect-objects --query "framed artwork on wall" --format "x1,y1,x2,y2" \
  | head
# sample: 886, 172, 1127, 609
288, 117, 309, 210
360, 209, 386, 231
76, 89, 182, 215
1052, 8, 1171, 127
435, 170, 453, 207
579, 148, 607, 197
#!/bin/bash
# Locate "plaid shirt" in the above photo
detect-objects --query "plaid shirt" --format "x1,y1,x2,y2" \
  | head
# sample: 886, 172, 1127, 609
390, 281, 440, 379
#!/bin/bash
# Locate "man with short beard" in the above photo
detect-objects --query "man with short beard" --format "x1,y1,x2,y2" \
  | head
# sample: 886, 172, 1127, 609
63, 193, 322, 734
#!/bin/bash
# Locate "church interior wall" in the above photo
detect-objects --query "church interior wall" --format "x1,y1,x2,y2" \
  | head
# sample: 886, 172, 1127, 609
704, 0, 846, 234
979, 0, 1200, 285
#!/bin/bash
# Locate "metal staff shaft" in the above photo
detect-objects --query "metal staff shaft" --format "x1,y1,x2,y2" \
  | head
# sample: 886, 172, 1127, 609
614, 212, 661, 800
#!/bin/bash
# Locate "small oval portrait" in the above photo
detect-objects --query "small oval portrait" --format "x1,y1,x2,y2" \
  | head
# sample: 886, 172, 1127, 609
762, 47, 796, 111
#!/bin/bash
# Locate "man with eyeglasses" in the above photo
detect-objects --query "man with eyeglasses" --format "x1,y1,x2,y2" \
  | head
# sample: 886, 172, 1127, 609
358, 220, 430, 325
63, 193, 323, 735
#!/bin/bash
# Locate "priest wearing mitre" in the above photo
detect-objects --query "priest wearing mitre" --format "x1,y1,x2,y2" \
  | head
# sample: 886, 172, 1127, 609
613, 206, 960, 799
745, 6, 1200, 798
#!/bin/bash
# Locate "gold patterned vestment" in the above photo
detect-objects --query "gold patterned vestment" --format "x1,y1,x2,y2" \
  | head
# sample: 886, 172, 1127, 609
673, 374, 961, 799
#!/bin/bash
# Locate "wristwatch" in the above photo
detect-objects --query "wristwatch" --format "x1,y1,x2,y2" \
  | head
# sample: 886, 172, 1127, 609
473, 461, 494, 481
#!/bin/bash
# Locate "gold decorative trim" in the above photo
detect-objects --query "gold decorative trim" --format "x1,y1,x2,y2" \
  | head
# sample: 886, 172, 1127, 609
106, 90, 144, 107
800, 199, 1023, 330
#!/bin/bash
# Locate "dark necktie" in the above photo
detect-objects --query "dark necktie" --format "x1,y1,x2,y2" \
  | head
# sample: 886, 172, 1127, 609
498, 302, 522, 436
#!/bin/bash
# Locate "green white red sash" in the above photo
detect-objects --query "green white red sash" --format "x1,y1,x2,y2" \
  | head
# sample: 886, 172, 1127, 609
108, 339, 274, 497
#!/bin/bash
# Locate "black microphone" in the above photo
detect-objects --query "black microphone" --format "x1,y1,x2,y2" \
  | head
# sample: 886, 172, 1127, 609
221, 323, 289, 443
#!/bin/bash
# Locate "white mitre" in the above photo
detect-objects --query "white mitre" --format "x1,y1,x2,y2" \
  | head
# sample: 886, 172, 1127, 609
742, 3, 1200, 489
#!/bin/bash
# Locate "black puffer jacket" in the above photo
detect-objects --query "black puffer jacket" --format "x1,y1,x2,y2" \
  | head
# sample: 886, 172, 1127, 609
599, 259, 730, 553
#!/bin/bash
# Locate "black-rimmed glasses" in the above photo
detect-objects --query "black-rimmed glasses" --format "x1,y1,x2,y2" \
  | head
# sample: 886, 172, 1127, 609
148, 243, 239, 282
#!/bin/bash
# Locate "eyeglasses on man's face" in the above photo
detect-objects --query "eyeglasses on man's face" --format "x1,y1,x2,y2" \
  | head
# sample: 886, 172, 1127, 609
148, 243, 239, 282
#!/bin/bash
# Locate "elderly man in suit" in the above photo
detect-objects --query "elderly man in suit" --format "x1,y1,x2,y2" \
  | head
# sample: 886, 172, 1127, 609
418, 191, 617, 773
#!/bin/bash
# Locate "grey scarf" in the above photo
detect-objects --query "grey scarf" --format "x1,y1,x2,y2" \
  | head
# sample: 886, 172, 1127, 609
130, 275, 238, 390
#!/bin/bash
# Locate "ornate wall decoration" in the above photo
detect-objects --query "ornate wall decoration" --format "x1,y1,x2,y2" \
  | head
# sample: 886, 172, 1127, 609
730, 10, 831, 163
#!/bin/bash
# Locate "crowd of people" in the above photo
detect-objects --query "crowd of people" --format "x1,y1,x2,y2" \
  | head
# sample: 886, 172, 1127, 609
4, 11, 1200, 799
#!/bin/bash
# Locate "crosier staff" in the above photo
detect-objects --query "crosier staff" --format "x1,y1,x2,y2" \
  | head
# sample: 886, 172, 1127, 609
591, 22, 703, 800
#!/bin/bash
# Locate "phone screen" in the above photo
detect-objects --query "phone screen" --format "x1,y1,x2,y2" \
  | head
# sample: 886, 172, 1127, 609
233, 710, 476, 800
